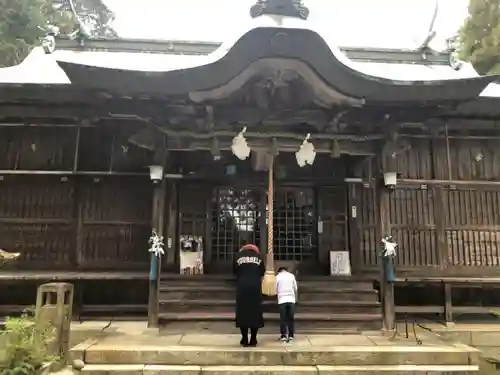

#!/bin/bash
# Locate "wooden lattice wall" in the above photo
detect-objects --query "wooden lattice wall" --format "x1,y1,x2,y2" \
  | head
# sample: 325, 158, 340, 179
0, 125, 153, 269
356, 135, 500, 275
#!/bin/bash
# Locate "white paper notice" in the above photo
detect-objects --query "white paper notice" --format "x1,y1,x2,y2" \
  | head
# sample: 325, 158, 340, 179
179, 235, 204, 275
330, 251, 352, 276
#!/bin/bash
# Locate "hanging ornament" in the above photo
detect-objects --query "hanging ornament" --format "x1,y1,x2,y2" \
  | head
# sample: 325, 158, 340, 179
148, 230, 165, 257
381, 235, 397, 257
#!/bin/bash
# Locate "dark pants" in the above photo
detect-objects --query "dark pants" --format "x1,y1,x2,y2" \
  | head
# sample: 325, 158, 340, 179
240, 327, 259, 345
279, 302, 295, 338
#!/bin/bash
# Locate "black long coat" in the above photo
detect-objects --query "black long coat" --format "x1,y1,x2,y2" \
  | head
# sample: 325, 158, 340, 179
233, 248, 265, 328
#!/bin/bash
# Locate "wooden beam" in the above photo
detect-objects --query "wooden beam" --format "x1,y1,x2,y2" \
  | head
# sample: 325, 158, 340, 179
0, 170, 148, 176
0, 122, 95, 128
166, 138, 378, 156
399, 179, 500, 187
161, 128, 384, 140
0, 104, 106, 120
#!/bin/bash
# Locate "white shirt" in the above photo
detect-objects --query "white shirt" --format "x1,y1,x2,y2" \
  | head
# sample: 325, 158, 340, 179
276, 271, 298, 304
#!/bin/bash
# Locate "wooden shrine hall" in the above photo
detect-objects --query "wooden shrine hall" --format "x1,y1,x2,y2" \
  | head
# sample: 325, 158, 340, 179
1, 0, 500, 330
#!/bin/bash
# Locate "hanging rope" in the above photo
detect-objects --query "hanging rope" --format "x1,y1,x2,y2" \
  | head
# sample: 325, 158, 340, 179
266, 156, 274, 269
262, 155, 277, 296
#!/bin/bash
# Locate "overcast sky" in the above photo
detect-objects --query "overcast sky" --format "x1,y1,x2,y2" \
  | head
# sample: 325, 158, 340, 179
103, 0, 469, 50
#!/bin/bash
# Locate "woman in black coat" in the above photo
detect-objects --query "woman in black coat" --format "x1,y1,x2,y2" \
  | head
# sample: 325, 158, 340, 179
233, 244, 265, 347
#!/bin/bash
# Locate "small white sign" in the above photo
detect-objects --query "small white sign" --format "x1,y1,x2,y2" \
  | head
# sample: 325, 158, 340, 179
330, 251, 351, 276
179, 235, 204, 275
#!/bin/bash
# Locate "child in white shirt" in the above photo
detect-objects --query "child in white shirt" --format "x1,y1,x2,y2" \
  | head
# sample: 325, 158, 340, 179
276, 267, 298, 342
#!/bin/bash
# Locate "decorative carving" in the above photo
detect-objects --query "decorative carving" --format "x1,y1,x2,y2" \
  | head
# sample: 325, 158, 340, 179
250, 0, 309, 20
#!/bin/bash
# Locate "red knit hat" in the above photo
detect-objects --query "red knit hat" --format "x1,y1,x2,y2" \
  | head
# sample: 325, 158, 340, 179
240, 244, 260, 254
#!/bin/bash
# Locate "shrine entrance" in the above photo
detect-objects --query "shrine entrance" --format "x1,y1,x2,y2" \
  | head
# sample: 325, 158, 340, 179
210, 186, 317, 272
173, 152, 349, 275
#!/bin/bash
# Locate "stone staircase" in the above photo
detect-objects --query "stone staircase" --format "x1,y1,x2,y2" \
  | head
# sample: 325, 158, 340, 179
73, 332, 480, 375
158, 274, 382, 331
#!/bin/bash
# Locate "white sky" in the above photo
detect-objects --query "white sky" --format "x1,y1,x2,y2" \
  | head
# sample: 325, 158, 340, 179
103, 0, 469, 50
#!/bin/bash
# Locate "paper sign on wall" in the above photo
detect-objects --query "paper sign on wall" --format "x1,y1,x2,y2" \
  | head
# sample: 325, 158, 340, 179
330, 251, 351, 276
179, 235, 204, 275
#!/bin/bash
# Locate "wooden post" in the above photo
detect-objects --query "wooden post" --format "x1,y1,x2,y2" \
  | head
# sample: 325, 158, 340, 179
148, 178, 166, 327
379, 186, 395, 330
380, 147, 396, 331
148, 146, 167, 328
434, 172, 452, 326
348, 183, 361, 273
164, 180, 178, 270
443, 282, 453, 326
71, 127, 83, 318
72, 176, 84, 319
434, 186, 448, 270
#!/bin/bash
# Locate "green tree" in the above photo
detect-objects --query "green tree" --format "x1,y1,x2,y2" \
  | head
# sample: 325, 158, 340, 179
0, 0, 116, 68
458, 0, 500, 75
61, 0, 117, 38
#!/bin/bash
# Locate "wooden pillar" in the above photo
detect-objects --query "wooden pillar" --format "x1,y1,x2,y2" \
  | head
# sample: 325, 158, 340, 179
379, 144, 396, 331
148, 146, 167, 328
164, 180, 178, 270
148, 178, 166, 327
72, 176, 84, 319
443, 282, 453, 326
379, 185, 395, 330
72, 128, 84, 319
348, 183, 361, 273
434, 186, 448, 270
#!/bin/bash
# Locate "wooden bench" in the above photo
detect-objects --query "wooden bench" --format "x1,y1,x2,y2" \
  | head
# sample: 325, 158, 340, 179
0, 271, 149, 319
394, 277, 500, 325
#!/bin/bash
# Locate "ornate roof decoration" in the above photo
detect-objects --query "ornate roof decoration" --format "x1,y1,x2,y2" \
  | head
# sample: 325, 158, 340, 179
250, 0, 309, 20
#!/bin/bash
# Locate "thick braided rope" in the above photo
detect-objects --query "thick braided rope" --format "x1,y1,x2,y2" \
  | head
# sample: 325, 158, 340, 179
266, 159, 274, 270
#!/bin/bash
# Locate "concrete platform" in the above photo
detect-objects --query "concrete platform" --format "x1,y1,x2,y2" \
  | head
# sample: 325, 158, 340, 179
67, 322, 481, 374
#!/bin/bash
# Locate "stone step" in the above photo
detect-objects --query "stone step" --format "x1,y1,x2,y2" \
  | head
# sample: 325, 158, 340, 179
159, 279, 376, 291
160, 299, 381, 314
160, 274, 374, 282
159, 287, 379, 302
78, 345, 479, 367
80, 364, 479, 375
159, 321, 379, 334
158, 312, 380, 330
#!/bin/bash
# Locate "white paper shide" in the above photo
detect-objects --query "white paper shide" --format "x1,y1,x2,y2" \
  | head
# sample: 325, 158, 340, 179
381, 236, 397, 257
148, 230, 165, 258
